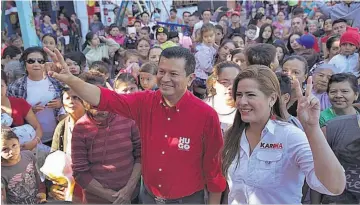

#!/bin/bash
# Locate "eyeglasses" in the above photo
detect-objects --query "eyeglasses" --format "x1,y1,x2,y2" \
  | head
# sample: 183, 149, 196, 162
26, 58, 46, 64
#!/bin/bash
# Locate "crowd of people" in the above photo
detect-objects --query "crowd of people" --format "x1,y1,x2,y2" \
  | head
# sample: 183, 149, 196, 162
1, 0, 360, 204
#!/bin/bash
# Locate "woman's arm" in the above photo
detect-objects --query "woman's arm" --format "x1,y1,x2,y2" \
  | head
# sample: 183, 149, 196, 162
22, 109, 43, 151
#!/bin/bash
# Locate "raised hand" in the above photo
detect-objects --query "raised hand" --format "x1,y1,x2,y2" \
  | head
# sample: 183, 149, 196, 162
43, 47, 74, 83
295, 76, 320, 127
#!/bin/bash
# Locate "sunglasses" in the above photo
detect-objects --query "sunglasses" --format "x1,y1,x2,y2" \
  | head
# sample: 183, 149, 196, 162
26, 58, 46, 64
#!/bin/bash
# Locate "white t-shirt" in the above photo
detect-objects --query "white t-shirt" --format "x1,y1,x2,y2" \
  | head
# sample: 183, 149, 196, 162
26, 77, 61, 143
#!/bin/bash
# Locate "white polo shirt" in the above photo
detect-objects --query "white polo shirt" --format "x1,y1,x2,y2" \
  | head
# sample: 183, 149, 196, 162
227, 120, 336, 204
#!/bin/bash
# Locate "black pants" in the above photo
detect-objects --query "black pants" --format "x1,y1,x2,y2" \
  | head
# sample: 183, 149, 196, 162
141, 186, 205, 204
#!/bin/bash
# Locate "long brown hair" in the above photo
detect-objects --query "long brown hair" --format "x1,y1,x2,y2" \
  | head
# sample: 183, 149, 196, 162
222, 65, 284, 176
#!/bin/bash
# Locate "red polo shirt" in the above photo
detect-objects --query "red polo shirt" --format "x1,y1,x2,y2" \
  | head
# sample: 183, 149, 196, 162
97, 87, 226, 199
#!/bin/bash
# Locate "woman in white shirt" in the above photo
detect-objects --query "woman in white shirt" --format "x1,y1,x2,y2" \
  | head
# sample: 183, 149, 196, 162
204, 61, 241, 134
222, 65, 345, 204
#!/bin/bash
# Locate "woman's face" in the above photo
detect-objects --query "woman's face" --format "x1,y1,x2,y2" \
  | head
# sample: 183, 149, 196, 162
232, 53, 246, 68
25, 52, 46, 77
1, 80, 7, 97
149, 48, 162, 64
65, 58, 81, 75
110, 27, 120, 37
274, 28, 282, 39
308, 23, 318, 34
140, 72, 157, 90
232, 36, 245, 50
215, 29, 224, 44
262, 26, 272, 40
219, 42, 236, 61
62, 89, 85, 115
328, 81, 358, 110
235, 78, 275, 123
90, 34, 100, 47
125, 56, 140, 67
324, 19, 332, 32
137, 40, 151, 57
290, 34, 301, 51
115, 82, 139, 94
329, 40, 340, 59
313, 69, 333, 93
276, 47, 284, 61
42, 36, 56, 52
282, 59, 307, 90
277, 12, 285, 21
12, 38, 23, 49
215, 66, 240, 100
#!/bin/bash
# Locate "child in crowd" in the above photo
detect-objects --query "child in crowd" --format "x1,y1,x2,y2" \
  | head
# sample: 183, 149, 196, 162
230, 33, 246, 51
1, 129, 47, 204
168, 31, 180, 45
215, 25, 224, 46
245, 24, 258, 45
89, 61, 114, 89
295, 34, 320, 69
329, 28, 360, 77
113, 73, 139, 94
108, 24, 126, 46
155, 26, 177, 50
148, 46, 162, 64
125, 26, 137, 49
230, 49, 246, 68
139, 27, 151, 40
276, 73, 304, 130
139, 62, 158, 91
194, 23, 217, 98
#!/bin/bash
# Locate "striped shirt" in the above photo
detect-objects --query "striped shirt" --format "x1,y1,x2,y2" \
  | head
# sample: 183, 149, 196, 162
71, 113, 141, 202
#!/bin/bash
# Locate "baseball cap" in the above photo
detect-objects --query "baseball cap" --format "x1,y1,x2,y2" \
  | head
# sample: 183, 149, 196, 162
296, 34, 315, 49
231, 11, 240, 17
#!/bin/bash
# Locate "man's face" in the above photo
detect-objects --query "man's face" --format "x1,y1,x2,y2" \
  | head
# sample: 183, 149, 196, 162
231, 15, 240, 24
183, 12, 190, 24
246, 29, 257, 40
170, 11, 177, 19
291, 17, 304, 33
202, 11, 212, 22
189, 16, 196, 27
157, 57, 195, 100
142, 13, 149, 23
333, 22, 347, 35
110, 27, 120, 37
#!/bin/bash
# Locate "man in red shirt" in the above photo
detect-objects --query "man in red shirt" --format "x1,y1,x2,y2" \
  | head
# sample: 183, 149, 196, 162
44, 46, 226, 204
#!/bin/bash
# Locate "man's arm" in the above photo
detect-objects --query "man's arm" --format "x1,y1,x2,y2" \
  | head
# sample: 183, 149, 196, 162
315, 2, 332, 18
64, 75, 101, 106
202, 112, 227, 204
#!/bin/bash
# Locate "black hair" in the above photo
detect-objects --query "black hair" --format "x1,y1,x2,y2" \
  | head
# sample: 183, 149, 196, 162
183, 11, 191, 16
192, 11, 201, 18
215, 25, 224, 34
89, 61, 110, 76
277, 10, 285, 16
230, 48, 243, 61
247, 24, 257, 31
140, 62, 158, 75
230, 33, 246, 42
160, 46, 195, 76
20, 46, 47, 65
266, 16, 272, 21
79, 71, 106, 87
282, 55, 309, 75
140, 11, 149, 17
114, 73, 138, 89
42, 33, 58, 44
276, 72, 292, 95
134, 20, 142, 25
248, 13, 264, 26
332, 18, 347, 27
170, 8, 177, 13
202, 9, 212, 15
1, 70, 8, 85
327, 73, 358, 94
119, 27, 127, 33
326, 35, 341, 51
273, 42, 289, 63
256, 23, 274, 44
292, 6, 304, 16
168, 31, 179, 40
1, 129, 19, 141
2, 45, 22, 60
83, 32, 96, 50
245, 44, 277, 67
63, 52, 86, 70
108, 23, 119, 33
286, 32, 303, 54
140, 26, 151, 33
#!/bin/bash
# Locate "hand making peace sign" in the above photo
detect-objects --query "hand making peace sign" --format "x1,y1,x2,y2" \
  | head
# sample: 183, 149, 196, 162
294, 76, 320, 127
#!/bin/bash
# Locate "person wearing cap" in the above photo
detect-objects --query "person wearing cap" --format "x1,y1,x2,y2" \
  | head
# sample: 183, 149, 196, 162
328, 28, 360, 76
295, 34, 320, 69
155, 26, 177, 50
226, 11, 246, 39
290, 17, 320, 53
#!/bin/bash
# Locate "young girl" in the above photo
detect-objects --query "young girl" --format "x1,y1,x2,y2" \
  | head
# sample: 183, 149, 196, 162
139, 62, 158, 90
113, 73, 139, 94
194, 23, 217, 98
256, 23, 274, 44
148, 46, 162, 64
42, 34, 57, 52
1, 129, 47, 204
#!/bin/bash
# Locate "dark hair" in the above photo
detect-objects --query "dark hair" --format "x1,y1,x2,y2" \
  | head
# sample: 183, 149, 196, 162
79, 71, 106, 87
170, 8, 177, 13
160, 46, 195, 76
202, 9, 211, 15
222, 65, 283, 176
192, 11, 201, 17
277, 10, 285, 16
1, 70, 8, 85
140, 62, 158, 75
276, 72, 292, 95
215, 25, 224, 34
273, 42, 289, 62
292, 6, 304, 16
20, 46, 47, 65
140, 26, 151, 33
108, 23, 119, 33
42, 33, 58, 44
286, 32, 302, 54
230, 48, 243, 60
332, 18, 347, 27
140, 11, 149, 17
124, 50, 140, 63
114, 73, 138, 89
2, 45, 22, 59
1, 128, 19, 141
63, 52, 86, 72
327, 73, 358, 94
83, 32, 96, 49
134, 20, 142, 25
168, 31, 179, 40
136, 38, 151, 51
282, 55, 309, 75
249, 13, 264, 26
256, 23, 274, 44
247, 24, 257, 31
245, 44, 277, 67
89, 61, 110, 76
266, 16, 272, 21
183, 11, 191, 16
326, 35, 340, 51
230, 33, 246, 42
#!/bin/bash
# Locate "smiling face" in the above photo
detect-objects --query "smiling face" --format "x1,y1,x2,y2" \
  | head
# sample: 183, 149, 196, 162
308, 23, 318, 34
42, 36, 56, 51
25, 52, 46, 78
157, 57, 194, 100
333, 22, 347, 35
313, 69, 333, 93
235, 78, 275, 123
137, 40, 151, 57
157, 33, 168, 44
328, 81, 358, 110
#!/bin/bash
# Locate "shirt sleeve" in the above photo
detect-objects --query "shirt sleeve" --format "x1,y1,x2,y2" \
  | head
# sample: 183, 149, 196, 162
71, 124, 94, 189
131, 121, 141, 164
202, 111, 227, 193
97, 86, 145, 123
287, 127, 336, 196
315, 2, 332, 18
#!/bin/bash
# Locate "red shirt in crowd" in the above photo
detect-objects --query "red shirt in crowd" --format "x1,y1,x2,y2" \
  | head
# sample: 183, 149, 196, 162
8, 97, 31, 127
97, 87, 226, 199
